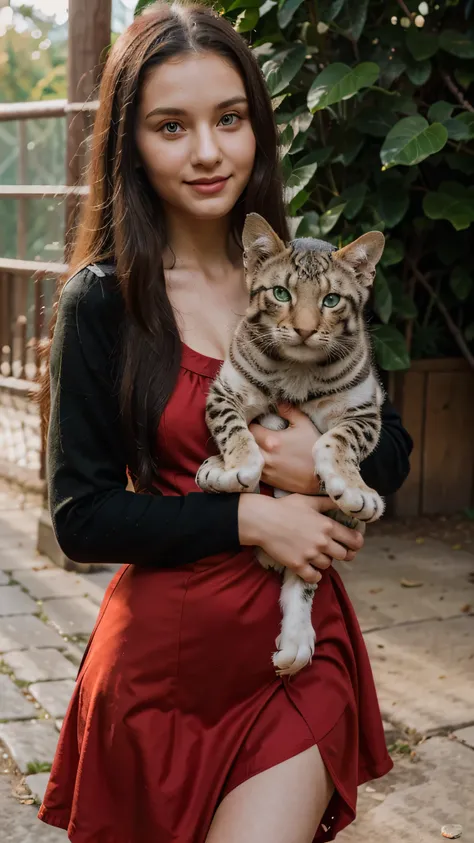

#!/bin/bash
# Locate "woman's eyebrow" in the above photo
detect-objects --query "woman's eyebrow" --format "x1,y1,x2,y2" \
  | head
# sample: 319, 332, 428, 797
145, 96, 248, 120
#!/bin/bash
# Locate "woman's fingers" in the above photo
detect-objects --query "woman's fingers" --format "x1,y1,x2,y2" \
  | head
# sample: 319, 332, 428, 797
324, 539, 352, 562
330, 521, 364, 551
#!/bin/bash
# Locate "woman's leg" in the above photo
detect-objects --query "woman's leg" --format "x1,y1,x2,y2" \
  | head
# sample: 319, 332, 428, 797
205, 745, 334, 843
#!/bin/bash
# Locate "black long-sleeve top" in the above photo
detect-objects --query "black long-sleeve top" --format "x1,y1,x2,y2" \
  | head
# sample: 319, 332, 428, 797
48, 266, 413, 567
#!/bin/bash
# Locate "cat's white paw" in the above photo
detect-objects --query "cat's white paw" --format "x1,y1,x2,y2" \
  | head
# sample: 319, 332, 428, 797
272, 621, 316, 677
196, 450, 264, 494
313, 441, 384, 522
324, 475, 384, 522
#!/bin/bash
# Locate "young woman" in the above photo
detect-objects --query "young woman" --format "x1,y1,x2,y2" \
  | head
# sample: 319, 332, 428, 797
39, 3, 412, 842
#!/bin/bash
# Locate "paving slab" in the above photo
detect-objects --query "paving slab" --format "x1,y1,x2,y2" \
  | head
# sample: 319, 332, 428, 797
0, 544, 44, 571
338, 737, 474, 842
453, 725, 474, 750
365, 615, 474, 733
0, 720, 59, 773
0, 615, 66, 652
339, 535, 474, 632
43, 596, 99, 636
29, 681, 75, 718
13, 568, 91, 601
24, 772, 51, 805
0, 586, 38, 616
2, 649, 77, 683
76, 568, 119, 605
0, 675, 37, 721
0, 776, 65, 842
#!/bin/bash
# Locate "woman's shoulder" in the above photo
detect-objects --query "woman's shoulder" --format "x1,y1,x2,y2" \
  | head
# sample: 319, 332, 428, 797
59, 261, 124, 328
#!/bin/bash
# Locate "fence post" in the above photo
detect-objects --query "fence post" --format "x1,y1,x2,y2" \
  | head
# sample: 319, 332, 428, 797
65, 0, 112, 255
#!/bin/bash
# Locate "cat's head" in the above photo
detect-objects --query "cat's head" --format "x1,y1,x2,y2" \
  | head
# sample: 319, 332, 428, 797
242, 213, 385, 362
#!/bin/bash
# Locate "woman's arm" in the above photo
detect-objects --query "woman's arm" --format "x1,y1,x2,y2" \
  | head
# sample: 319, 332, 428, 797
48, 268, 241, 566
250, 398, 413, 498
360, 398, 413, 496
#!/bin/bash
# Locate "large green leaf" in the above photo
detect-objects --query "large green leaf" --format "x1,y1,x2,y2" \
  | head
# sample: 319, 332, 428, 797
445, 152, 474, 176
406, 28, 439, 61
391, 285, 418, 319
443, 118, 473, 142
376, 180, 410, 227
278, 0, 305, 28
341, 183, 367, 220
427, 101, 454, 123
439, 30, 474, 59
342, 0, 369, 42
406, 59, 431, 87
262, 44, 307, 95
354, 106, 397, 138
226, 0, 260, 11
373, 268, 392, 324
456, 112, 474, 139
285, 162, 318, 202
450, 267, 473, 301
319, 0, 345, 22
371, 325, 410, 371
279, 124, 295, 157
297, 148, 333, 167
381, 239, 404, 267
235, 7, 259, 31
380, 116, 448, 168
307, 62, 379, 112
423, 182, 474, 231
319, 200, 346, 235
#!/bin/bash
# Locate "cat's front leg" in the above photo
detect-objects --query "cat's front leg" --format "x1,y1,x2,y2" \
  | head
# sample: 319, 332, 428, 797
196, 364, 266, 494
312, 417, 384, 522
272, 568, 316, 677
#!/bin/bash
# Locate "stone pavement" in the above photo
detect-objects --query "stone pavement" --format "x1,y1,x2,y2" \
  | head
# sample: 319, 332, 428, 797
0, 481, 473, 842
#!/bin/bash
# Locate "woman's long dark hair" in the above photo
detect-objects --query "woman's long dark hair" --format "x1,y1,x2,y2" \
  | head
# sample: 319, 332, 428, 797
39, 0, 289, 491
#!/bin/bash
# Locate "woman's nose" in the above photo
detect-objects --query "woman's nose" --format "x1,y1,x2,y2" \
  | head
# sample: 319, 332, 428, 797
191, 127, 222, 167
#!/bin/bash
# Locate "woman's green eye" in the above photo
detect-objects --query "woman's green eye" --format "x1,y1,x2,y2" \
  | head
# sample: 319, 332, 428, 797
220, 114, 238, 126
273, 286, 291, 303
322, 293, 341, 308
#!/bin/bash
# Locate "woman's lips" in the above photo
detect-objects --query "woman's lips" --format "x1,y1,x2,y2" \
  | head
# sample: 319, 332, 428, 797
186, 176, 230, 195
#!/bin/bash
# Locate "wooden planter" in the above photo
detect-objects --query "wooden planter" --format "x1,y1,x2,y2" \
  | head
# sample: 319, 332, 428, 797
390, 358, 474, 517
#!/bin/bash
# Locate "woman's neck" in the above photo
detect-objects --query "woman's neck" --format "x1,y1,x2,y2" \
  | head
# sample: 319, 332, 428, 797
163, 206, 241, 281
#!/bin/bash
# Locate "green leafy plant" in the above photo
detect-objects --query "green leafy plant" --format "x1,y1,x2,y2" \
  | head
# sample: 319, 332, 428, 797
135, 0, 474, 372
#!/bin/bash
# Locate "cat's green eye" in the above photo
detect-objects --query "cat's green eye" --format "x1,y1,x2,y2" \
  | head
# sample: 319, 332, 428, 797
322, 293, 341, 308
273, 286, 291, 303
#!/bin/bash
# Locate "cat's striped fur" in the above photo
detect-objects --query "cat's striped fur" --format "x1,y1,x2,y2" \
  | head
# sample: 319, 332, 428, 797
196, 213, 385, 676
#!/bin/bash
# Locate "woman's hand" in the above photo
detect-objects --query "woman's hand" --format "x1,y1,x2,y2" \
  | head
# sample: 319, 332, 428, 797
238, 493, 364, 585
249, 404, 321, 495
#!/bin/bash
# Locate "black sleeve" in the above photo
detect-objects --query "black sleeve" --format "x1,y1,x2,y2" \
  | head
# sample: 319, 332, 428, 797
360, 396, 413, 497
47, 268, 241, 567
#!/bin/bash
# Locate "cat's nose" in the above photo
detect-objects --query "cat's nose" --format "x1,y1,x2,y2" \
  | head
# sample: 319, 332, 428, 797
294, 328, 314, 340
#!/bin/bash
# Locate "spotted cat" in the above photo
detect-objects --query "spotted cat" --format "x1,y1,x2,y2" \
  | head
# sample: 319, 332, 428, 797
196, 213, 385, 676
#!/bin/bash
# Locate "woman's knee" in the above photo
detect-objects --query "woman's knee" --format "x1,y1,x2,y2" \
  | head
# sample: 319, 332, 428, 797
205, 745, 334, 843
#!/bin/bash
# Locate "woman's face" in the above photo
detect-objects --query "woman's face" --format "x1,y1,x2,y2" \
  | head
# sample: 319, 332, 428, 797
135, 51, 257, 221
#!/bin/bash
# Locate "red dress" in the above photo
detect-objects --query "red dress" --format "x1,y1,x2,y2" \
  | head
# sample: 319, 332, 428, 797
39, 343, 392, 843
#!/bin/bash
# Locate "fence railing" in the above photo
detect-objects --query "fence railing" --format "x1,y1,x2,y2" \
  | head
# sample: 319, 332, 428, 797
0, 100, 96, 482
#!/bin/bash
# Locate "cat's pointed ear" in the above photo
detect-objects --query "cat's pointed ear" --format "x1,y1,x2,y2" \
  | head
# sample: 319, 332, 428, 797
242, 213, 286, 274
333, 232, 385, 287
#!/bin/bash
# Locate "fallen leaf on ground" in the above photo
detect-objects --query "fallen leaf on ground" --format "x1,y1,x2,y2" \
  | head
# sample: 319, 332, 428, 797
460, 604, 472, 613
441, 824, 463, 839
415, 537, 424, 544
452, 544, 462, 551
400, 578, 424, 588
369, 587, 383, 594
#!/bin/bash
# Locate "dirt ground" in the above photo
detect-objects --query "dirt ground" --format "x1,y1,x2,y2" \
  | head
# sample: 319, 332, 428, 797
371, 512, 474, 556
